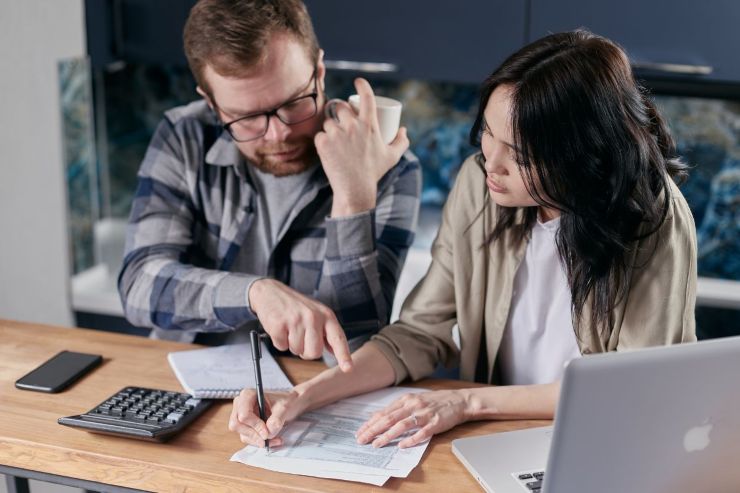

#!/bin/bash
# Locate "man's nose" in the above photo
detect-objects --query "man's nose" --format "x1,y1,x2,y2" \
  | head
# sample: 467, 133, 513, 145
262, 115, 291, 142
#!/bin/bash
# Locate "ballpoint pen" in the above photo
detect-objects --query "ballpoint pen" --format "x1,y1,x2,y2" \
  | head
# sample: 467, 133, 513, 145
249, 329, 270, 453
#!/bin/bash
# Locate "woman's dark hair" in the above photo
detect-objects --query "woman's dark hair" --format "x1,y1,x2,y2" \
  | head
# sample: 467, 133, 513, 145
470, 29, 688, 335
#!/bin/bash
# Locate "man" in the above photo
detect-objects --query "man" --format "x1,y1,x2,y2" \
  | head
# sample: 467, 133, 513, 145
117, 0, 421, 371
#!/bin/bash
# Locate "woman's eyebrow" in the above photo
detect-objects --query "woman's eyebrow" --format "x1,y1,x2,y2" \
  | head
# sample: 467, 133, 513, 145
503, 140, 523, 154
484, 117, 523, 153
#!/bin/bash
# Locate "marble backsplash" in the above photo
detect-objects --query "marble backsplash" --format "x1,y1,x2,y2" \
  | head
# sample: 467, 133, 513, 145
60, 61, 739, 337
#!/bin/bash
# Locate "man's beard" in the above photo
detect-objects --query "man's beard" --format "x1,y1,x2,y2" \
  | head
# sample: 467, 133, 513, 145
248, 137, 318, 177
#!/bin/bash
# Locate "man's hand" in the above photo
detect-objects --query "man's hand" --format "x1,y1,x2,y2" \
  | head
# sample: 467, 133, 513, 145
315, 78, 409, 217
248, 278, 353, 371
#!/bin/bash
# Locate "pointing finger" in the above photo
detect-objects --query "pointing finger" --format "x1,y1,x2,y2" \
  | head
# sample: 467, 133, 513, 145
325, 316, 352, 372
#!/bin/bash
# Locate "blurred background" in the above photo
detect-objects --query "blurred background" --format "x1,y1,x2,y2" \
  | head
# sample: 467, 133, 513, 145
1, 0, 738, 347
0, 2, 738, 490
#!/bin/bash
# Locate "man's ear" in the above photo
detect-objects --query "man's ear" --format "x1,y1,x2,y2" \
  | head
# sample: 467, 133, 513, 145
316, 48, 326, 93
197, 86, 214, 109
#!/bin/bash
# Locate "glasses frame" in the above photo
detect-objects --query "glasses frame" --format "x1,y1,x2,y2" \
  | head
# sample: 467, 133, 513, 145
219, 66, 319, 143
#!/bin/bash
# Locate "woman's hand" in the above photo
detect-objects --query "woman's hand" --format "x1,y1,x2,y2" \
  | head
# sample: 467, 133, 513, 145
228, 388, 308, 448
355, 389, 472, 449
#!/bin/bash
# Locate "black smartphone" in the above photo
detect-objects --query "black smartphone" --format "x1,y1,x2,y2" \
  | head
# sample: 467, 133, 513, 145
15, 350, 103, 393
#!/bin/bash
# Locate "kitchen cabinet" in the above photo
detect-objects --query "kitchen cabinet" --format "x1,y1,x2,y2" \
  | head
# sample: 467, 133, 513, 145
85, 1, 740, 85
304, 0, 527, 84
86, 0, 527, 84
86, 0, 194, 68
529, 0, 740, 84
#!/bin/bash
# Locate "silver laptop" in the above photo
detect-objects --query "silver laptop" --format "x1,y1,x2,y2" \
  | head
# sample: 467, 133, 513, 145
452, 336, 740, 493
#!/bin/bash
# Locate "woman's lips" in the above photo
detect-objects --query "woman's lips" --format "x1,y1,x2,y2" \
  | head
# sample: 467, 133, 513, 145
486, 176, 507, 193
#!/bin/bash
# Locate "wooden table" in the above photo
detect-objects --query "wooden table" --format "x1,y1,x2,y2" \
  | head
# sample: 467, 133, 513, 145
0, 319, 550, 492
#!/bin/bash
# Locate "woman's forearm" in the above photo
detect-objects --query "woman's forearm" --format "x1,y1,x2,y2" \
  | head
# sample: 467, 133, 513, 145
463, 381, 561, 421
295, 342, 396, 412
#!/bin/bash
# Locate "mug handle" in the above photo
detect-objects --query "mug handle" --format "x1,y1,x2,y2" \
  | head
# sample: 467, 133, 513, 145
323, 98, 344, 123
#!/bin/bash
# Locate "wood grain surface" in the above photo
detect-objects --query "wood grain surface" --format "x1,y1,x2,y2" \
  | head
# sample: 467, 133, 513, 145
0, 319, 550, 492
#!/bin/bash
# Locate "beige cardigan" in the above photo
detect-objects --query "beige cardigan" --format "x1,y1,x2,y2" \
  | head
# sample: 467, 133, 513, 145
370, 155, 697, 384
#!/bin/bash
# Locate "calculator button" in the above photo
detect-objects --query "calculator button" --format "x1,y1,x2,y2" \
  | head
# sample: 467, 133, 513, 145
183, 398, 200, 409
165, 412, 185, 423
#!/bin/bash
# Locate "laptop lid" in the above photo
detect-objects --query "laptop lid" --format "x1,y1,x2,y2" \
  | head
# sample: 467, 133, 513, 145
544, 335, 740, 493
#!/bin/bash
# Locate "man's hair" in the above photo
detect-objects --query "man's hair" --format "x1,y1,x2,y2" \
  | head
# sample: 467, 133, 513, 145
183, 0, 320, 95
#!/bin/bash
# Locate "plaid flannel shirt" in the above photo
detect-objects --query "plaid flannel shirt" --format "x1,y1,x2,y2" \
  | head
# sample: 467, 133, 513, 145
118, 100, 421, 342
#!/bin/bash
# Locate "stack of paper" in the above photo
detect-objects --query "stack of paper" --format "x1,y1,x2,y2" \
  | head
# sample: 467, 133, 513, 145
231, 387, 430, 486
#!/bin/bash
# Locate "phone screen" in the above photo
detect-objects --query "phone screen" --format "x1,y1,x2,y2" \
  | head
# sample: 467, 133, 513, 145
15, 351, 102, 393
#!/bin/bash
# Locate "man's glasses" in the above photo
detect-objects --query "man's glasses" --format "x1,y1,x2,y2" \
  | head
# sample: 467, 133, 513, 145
219, 67, 319, 142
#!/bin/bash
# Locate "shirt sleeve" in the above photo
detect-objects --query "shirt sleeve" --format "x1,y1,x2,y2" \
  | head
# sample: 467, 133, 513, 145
367, 158, 473, 384
316, 152, 422, 328
117, 118, 259, 333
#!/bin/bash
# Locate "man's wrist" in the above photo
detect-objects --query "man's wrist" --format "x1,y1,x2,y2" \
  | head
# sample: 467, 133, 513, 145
331, 192, 376, 217
247, 278, 271, 313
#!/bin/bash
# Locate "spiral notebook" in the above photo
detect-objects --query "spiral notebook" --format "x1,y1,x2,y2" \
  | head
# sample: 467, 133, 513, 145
167, 342, 293, 399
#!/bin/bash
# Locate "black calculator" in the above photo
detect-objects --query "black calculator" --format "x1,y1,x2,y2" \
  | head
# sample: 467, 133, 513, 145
58, 386, 212, 442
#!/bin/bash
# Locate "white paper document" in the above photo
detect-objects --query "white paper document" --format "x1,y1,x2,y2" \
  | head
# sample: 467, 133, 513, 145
230, 386, 430, 486
167, 342, 293, 398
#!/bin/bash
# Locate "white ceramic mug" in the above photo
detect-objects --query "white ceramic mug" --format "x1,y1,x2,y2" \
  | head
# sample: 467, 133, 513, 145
324, 95, 403, 145
348, 94, 403, 144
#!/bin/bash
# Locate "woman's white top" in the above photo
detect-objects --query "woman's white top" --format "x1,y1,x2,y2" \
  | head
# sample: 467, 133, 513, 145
497, 216, 581, 385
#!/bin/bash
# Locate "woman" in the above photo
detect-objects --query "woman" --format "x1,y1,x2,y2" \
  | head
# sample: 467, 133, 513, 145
229, 30, 697, 450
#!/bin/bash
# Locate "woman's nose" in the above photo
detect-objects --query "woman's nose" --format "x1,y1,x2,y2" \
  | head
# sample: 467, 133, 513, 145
484, 153, 508, 176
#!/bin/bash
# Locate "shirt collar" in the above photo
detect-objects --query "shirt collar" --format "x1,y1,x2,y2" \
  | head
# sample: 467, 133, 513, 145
205, 130, 242, 167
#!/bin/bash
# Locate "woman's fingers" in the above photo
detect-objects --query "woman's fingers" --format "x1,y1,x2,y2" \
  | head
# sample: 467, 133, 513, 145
371, 414, 423, 448
356, 393, 423, 442
239, 431, 284, 448
228, 391, 266, 437
398, 425, 435, 449
356, 407, 410, 444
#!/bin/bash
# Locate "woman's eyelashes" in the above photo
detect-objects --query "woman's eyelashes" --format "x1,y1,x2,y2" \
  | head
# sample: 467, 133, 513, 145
510, 148, 526, 166
481, 119, 494, 138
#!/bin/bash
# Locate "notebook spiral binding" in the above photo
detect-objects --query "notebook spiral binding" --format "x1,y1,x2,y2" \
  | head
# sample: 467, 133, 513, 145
193, 388, 242, 399
192, 386, 292, 399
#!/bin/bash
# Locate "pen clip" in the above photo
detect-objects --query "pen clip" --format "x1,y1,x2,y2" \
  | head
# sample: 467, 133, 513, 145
250, 329, 262, 360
